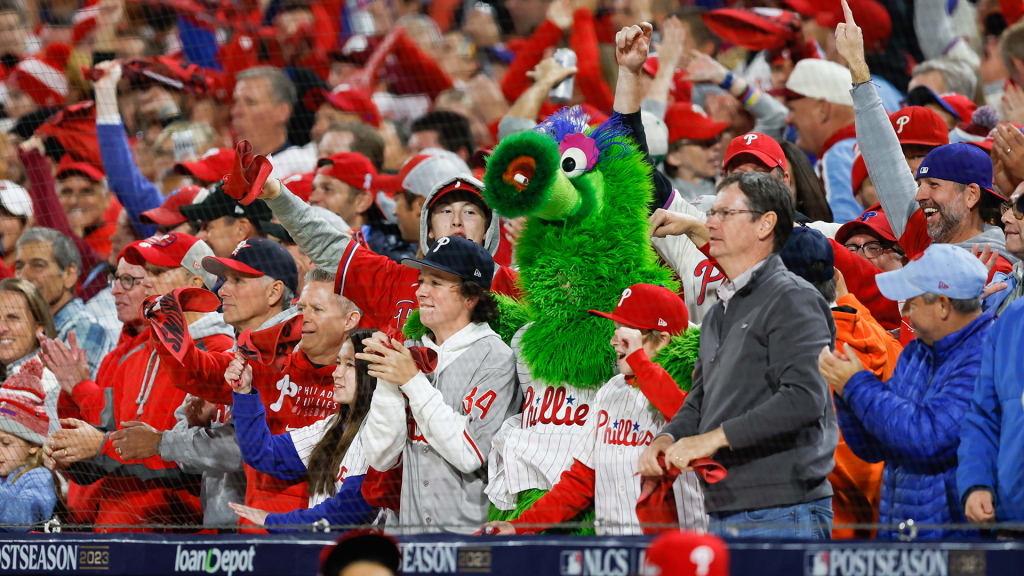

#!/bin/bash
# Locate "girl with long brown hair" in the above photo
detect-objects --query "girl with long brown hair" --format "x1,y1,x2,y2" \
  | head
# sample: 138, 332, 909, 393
227, 328, 378, 531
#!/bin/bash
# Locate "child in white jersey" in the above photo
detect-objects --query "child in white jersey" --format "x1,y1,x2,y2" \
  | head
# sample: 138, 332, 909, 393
483, 283, 707, 535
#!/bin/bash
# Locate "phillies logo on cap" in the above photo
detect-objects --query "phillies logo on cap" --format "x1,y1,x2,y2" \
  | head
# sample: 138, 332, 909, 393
859, 211, 878, 222
141, 234, 177, 249
742, 133, 759, 146
895, 115, 911, 134
617, 287, 633, 308
432, 237, 451, 252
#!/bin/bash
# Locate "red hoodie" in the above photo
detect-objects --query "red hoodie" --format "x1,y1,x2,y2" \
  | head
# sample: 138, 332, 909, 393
58, 325, 234, 531
155, 332, 337, 526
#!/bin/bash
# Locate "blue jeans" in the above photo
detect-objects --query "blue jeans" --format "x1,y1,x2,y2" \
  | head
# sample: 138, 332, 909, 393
709, 497, 833, 539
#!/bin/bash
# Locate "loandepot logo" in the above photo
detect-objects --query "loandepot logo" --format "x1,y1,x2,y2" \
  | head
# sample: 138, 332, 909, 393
174, 545, 256, 576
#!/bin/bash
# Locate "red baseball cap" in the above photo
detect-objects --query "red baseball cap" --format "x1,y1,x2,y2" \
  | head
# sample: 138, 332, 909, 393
280, 171, 315, 202
836, 204, 898, 245
305, 86, 381, 128
644, 531, 729, 576
428, 179, 486, 210
56, 156, 104, 182
888, 106, 949, 148
140, 185, 203, 227
123, 233, 218, 289
723, 132, 786, 173
665, 103, 729, 143
784, 0, 891, 51
174, 147, 236, 183
906, 85, 978, 123
851, 153, 869, 197
588, 283, 688, 334
316, 152, 377, 192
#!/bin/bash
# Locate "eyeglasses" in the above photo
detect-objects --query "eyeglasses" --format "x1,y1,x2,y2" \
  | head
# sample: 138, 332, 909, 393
1001, 199, 1024, 220
108, 273, 146, 290
845, 241, 892, 258
705, 208, 764, 220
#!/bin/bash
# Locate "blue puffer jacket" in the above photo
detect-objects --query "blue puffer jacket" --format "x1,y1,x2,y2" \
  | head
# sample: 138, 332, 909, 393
835, 312, 993, 540
957, 299, 1024, 522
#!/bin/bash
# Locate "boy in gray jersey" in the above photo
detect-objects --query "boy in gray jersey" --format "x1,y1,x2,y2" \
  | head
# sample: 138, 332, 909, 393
357, 235, 518, 534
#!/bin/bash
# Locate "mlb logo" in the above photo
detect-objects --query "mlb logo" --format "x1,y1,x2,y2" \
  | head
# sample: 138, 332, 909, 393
805, 551, 829, 576
560, 551, 584, 576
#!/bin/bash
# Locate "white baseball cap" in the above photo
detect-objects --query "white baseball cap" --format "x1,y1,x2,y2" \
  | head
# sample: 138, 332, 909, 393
0, 180, 32, 218
783, 59, 854, 108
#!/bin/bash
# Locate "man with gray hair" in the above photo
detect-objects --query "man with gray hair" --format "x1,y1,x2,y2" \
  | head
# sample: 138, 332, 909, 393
14, 227, 116, 376
909, 57, 978, 100
232, 66, 316, 177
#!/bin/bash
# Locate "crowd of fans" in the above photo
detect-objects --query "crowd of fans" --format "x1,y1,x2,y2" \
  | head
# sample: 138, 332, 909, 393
0, 0, 1022, 545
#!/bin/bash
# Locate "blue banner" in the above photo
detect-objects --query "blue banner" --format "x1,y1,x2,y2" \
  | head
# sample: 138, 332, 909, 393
0, 533, 1017, 575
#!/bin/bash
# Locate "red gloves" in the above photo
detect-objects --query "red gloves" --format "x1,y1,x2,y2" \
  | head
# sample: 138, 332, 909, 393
223, 140, 272, 206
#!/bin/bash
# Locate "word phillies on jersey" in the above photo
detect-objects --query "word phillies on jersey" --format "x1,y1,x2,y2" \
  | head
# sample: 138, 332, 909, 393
523, 385, 590, 428
596, 410, 655, 447
269, 375, 337, 419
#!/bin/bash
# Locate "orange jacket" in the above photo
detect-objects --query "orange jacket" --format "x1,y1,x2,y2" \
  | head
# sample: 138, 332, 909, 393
830, 293, 903, 539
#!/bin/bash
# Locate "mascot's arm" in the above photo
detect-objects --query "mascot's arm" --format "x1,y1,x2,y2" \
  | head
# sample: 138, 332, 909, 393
493, 294, 531, 345
510, 458, 596, 534
626, 349, 686, 420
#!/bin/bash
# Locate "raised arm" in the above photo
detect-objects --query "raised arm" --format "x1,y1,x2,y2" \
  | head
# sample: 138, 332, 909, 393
836, 0, 918, 239
231, 389, 308, 480
261, 179, 351, 273
93, 60, 161, 237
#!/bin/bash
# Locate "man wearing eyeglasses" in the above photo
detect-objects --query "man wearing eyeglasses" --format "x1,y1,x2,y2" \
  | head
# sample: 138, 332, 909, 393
662, 103, 728, 202
641, 171, 838, 539
42, 234, 236, 530
984, 183, 1024, 315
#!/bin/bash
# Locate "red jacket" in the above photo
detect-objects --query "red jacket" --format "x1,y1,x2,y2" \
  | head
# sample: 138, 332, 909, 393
156, 335, 337, 522
335, 240, 520, 333
58, 325, 234, 531
500, 9, 613, 114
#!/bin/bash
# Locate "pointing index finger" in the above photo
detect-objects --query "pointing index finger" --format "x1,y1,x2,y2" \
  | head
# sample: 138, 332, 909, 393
841, 0, 856, 26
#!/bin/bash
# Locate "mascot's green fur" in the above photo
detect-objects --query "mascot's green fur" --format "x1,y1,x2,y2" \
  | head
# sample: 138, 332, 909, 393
483, 108, 681, 389
406, 106, 702, 533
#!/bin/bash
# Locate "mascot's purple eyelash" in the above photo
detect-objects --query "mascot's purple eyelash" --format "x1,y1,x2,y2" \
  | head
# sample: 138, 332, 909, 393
535, 106, 632, 166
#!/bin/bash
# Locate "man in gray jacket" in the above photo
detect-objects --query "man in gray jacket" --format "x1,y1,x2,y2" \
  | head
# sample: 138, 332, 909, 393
357, 236, 519, 534
639, 172, 837, 539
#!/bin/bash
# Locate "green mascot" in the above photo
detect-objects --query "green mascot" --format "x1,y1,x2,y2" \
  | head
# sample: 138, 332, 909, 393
476, 103, 701, 530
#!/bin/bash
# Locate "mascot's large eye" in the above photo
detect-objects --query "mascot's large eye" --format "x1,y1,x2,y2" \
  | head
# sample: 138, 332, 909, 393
560, 147, 588, 178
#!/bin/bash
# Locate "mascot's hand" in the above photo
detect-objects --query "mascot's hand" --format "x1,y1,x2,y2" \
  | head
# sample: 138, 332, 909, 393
615, 22, 653, 75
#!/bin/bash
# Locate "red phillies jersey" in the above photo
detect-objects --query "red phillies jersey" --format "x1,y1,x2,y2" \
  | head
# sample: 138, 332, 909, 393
334, 241, 521, 332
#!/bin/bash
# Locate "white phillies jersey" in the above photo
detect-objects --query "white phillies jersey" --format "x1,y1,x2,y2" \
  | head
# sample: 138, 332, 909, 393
487, 326, 598, 510
575, 374, 707, 535
650, 189, 725, 324
289, 415, 370, 507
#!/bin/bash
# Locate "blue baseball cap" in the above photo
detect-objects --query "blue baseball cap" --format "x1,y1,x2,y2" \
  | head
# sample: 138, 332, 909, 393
875, 243, 987, 301
915, 143, 1005, 200
780, 226, 834, 283
402, 235, 495, 290
201, 237, 298, 295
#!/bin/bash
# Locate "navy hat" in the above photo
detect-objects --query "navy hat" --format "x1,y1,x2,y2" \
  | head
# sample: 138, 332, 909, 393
402, 236, 495, 290
201, 237, 298, 294
916, 143, 1006, 200
179, 181, 274, 223
780, 226, 834, 283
